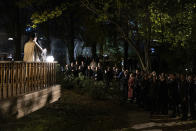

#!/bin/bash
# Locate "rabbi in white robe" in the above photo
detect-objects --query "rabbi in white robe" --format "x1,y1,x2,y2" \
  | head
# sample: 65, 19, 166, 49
23, 33, 42, 62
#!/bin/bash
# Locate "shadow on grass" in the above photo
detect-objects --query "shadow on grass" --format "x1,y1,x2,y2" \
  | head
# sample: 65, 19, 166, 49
0, 89, 134, 131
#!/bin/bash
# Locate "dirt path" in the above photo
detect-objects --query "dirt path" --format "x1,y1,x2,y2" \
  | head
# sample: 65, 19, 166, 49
0, 89, 196, 131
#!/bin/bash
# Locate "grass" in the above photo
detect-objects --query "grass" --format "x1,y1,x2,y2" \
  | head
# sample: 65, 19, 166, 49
1, 76, 196, 131
1, 88, 147, 131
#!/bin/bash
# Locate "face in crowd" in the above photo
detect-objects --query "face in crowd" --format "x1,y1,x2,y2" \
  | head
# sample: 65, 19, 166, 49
187, 75, 192, 82
87, 66, 91, 70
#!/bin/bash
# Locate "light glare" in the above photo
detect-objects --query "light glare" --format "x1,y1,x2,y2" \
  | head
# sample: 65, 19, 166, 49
46, 56, 54, 62
8, 38, 13, 41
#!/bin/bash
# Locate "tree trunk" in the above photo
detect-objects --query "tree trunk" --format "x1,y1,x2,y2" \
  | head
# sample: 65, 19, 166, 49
68, 14, 75, 62
143, 4, 151, 72
124, 19, 129, 69
192, 8, 196, 41
144, 43, 150, 72
126, 39, 147, 72
92, 43, 97, 59
124, 41, 128, 69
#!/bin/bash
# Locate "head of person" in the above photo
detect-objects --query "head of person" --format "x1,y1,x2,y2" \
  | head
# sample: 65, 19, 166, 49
130, 73, 135, 78
136, 69, 139, 75
159, 74, 165, 81
152, 71, 156, 77
28, 33, 37, 41
194, 75, 196, 82
91, 66, 95, 71
168, 74, 173, 80
65, 64, 69, 69
180, 74, 185, 81
78, 66, 81, 70
152, 76, 156, 82
124, 70, 129, 76
161, 73, 165, 77
98, 62, 101, 68
148, 73, 152, 79
187, 74, 192, 82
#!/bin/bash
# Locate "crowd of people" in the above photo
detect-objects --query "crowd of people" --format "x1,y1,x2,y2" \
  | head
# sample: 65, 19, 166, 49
63, 60, 196, 121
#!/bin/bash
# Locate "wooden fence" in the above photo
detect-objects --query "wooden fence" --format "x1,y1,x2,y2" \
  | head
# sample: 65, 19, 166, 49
0, 61, 57, 100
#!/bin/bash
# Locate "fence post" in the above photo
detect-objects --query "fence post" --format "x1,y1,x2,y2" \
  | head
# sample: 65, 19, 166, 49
0, 63, 2, 99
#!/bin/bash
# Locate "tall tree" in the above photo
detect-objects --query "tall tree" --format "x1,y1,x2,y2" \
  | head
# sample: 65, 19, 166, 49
81, 0, 196, 72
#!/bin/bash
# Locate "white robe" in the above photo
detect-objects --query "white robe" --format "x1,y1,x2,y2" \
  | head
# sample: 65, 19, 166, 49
23, 40, 36, 62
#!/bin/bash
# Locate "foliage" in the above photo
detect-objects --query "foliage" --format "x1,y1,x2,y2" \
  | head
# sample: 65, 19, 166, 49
16, 0, 196, 72
62, 73, 121, 100
30, 3, 68, 28
81, 0, 196, 71
149, 2, 195, 47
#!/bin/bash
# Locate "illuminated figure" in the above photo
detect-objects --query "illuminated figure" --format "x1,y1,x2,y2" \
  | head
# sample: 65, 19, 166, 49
23, 33, 47, 62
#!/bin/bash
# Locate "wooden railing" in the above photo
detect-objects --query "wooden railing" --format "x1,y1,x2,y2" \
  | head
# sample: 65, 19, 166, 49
0, 61, 57, 100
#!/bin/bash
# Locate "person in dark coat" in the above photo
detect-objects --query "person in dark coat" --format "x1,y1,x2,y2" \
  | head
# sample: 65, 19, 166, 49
188, 75, 196, 120
179, 74, 188, 120
93, 67, 103, 81
80, 61, 87, 75
86, 66, 93, 78
135, 69, 142, 105
114, 68, 120, 80
122, 70, 129, 102
158, 73, 168, 115
64, 64, 70, 75
168, 74, 179, 117
149, 76, 158, 115
74, 62, 79, 77
118, 68, 125, 92
75, 61, 79, 70
141, 74, 150, 110
70, 62, 75, 76
93, 67, 98, 80
105, 67, 113, 88
78, 66, 83, 77
97, 66, 103, 81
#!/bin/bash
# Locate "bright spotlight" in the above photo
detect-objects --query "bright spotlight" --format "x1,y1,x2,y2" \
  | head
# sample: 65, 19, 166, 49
46, 56, 54, 62
8, 38, 13, 41
7, 54, 12, 59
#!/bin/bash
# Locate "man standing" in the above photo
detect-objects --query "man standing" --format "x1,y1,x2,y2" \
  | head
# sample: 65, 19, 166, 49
188, 75, 196, 120
23, 33, 42, 62
168, 74, 179, 118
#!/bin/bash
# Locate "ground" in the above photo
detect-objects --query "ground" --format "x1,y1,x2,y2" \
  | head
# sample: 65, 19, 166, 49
0, 89, 196, 131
